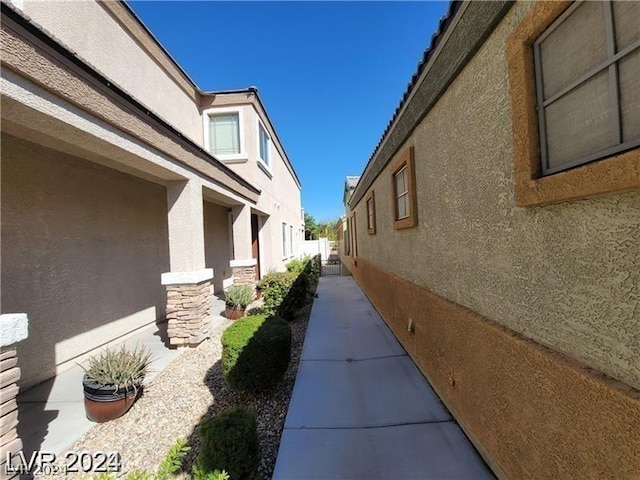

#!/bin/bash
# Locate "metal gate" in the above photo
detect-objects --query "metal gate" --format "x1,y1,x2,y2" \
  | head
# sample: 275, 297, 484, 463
321, 254, 342, 276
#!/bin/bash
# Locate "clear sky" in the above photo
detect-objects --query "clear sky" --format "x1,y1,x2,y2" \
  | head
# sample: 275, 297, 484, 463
128, 1, 449, 222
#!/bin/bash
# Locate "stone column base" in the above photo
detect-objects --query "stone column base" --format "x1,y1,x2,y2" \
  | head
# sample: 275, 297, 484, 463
230, 259, 257, 288
1, 313, 28, 479
161, 270, 213, 347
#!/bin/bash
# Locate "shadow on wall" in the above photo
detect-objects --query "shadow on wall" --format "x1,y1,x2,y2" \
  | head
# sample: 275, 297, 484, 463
2, 134, 171, 458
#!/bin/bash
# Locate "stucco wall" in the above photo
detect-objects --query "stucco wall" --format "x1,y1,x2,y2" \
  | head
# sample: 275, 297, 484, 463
203, 201, 233, 293
203, 98, 303, 273
21, 0, 203, 144
351, 1, 640, 390
1, 134, 170, 389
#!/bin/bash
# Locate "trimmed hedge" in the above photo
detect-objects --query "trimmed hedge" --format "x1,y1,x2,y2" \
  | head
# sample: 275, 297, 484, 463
196, 407, 259, 479
221, 315, 291, 392
258, 254, 320, 321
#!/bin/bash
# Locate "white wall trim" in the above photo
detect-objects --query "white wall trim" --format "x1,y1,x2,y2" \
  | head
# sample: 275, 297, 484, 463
161, 268, 214, 285
0, 313, 29, 347
230, 258, 257, 267
202, 106, 246, 162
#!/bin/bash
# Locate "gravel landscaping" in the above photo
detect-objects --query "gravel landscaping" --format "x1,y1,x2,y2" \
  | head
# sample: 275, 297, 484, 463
42, 297, 313, 479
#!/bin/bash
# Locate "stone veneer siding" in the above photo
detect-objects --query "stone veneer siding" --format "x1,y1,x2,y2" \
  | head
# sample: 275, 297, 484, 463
232, 266, 256, 288
0, 349, 21, 479
165, 280, 212, 346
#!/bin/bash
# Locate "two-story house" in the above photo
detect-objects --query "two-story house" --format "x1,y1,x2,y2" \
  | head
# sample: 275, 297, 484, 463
1, 0, 303, 390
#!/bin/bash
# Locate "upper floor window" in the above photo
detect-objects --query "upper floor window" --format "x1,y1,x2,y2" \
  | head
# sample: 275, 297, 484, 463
390, 146, 417, 230
534, 1, 639, 176
209, 113, 240, 155
258, 122, 271, 168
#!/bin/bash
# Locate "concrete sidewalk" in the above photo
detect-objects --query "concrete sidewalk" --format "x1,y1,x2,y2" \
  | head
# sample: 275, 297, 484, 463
273, 276, 494, 479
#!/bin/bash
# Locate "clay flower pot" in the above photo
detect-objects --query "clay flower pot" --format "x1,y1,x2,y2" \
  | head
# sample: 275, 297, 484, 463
225, 304, 246, 320
83, 376, 142, 423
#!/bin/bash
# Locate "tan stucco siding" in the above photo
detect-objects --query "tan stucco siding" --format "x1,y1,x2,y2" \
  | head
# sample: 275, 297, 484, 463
1, 134, 170, 389
21, 0, 203, 144
203, 201, 233, 293
351, 1, 640, 390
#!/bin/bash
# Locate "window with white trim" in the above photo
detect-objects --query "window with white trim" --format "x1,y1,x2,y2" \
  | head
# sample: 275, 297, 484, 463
289, 225, 294, 257
209, 113, 240, 156
259, 122, 271, 168
282, 222, 287, 257
534, 1, 640, 176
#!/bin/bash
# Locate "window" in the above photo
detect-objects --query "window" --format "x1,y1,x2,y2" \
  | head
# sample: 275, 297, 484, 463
350, 214, 357, 258
390, 146, 418, 230
209, 113, 240, 155
507, 1, 640, 206
258, 122, 271, 167
365, 191, 376, 235
282, 222, 287, 258
534, 1, 639, 176
289, 225, 294, 257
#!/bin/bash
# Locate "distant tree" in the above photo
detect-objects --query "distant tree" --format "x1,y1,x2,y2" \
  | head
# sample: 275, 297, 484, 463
317, 217, 341, 241
304, 213, 319, 240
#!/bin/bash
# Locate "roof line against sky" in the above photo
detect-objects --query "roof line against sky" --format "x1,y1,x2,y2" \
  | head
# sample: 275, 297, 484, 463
349, 0, 514, 208
1, 0, 261, 201
120, 0, 302, 189
202, 87, 303, 190
361, 0, 462, 181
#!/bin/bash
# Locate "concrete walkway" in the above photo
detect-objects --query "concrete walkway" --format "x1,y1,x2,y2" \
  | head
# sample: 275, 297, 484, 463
273, 276, 494, 479
17, 294, 228, 457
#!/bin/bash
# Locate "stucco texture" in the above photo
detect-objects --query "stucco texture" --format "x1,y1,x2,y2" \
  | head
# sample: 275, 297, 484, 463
352, 1, 640, 390
349, 258, 640, 480
21, 0, 203, 145
203, 201, 233, 293
1, 134, 170, 388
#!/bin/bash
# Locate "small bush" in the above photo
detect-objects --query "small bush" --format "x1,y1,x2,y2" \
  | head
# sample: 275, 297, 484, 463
196, 407, 259, 480
258, 271, 297, 317
222, 315, 291, 392
224, 285, 254, 309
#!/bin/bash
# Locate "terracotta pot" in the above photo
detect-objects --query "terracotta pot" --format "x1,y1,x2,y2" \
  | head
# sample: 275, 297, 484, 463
83, 376, 142, 423
225, 305, 245, 320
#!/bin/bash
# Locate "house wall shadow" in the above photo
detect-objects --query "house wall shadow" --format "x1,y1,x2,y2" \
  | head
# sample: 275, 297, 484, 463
2, 134, 171, 461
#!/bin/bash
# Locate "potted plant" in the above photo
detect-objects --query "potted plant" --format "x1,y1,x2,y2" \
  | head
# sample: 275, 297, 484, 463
224, 285, 254, 320
82, 344, 152, 423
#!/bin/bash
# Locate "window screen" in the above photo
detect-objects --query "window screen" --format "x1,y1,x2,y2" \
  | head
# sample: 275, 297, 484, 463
534, 1, 639, 175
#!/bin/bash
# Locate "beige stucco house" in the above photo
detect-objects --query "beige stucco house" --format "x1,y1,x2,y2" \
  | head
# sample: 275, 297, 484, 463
1, 0, 303, 390
341, 1, 639, 479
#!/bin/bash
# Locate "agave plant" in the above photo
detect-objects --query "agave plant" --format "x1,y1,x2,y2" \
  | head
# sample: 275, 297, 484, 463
83, 344, 152, 393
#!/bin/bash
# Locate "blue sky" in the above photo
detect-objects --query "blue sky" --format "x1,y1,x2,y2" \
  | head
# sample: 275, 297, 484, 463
129, 1, 449, 222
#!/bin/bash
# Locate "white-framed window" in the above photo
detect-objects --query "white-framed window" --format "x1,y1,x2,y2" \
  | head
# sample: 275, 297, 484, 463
258, 121, 271, 168
289, 225, 294, 257
202, 107, 246, 162
282, 222, 287, 258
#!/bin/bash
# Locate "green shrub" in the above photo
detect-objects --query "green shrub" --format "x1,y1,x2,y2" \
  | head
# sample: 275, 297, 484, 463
196, 407, 259, 480
221, 314, 291, 392
224, 285, 254, 309
157, 438, 190, 480
258, 271, 297, 318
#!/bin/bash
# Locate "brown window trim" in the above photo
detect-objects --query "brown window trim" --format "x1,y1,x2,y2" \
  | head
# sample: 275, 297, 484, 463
391, 146, 418, 230
507, 1, 640, 207
365, 190, 376, 235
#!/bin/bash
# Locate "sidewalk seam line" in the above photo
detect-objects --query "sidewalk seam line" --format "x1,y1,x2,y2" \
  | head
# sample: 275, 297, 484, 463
284, 419, 454, 430
302, 354, 407, 362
